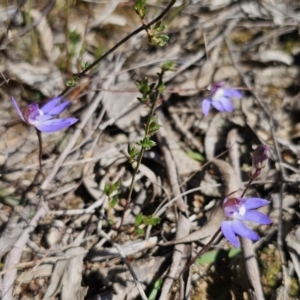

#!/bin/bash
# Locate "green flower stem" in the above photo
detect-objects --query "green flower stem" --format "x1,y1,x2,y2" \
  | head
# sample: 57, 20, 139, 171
118, 70, 165, 231
35, 128, 45, 178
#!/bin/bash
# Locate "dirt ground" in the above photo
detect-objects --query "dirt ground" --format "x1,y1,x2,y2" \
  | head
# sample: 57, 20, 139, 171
0, 0, 300, 299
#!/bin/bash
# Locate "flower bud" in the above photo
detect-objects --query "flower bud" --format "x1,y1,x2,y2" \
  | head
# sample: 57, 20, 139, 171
252, 144, 270, 170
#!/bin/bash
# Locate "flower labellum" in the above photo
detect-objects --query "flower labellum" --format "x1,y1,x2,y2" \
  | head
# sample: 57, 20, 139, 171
11, 97, 78, 132
221, 197, 272, 248
202, 82, 242, 116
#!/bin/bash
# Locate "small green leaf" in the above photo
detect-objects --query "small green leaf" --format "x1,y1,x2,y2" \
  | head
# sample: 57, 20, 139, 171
156, 34, 169, 47
150, 34, 169, 47
104, 184, 110, 195
161, 60, 176, 71
81, 61, 89, 69
148, 279, 163, 300
150, 123, 162, 132
136, 78, 151, 95
113, 181, 120, 190
157, 82, 165, 92
196, 248, 241, 265
66, 80, 77, 87
143, 215, 160, 226
196, 250, 220, 265
186, 151, 205, 162
148, 117, 162, 136
136, 227, 144, 234
69, 29, 81, 44
228, 247, 241, 258
104, 181, 120, 196
135, 213, 143, 225
137, 137, 156, 149
134, 0, 148, 18
128, 144, 137, 157
154, 21, 166, 32
128, 145, 140, 163
110, 196, 118, 208
134, 0, 146, 11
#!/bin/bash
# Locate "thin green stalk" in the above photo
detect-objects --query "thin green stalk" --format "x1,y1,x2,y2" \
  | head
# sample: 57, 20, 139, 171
144, 70, 165, 135
118, 70, 165, 231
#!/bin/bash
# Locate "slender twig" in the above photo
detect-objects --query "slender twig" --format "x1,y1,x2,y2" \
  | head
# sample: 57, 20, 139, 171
240, 169, 260, 198
35, 128, 45, 178
118, 70, 165, 231
59, 0, 176, 97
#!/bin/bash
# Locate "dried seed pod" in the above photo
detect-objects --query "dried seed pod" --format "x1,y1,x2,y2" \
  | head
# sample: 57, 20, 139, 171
252, 144, 270, 170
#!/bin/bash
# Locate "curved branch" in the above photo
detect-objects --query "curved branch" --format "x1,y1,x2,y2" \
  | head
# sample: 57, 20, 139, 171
60, 0, 176, 97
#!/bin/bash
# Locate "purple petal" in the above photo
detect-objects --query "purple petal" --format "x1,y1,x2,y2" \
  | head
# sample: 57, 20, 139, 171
11, 97, 25, 121
35, 118, 78, 132
202, 99, 211, 116
242, 211, 272, 225
223, 89, 242, 98
219, 97, 233, 112
242, 198, 270, 210
221, 220, 240, 247
46, 101, 70, 116
40, 97, 62, 114
232, 220, 260, 241
211, 100, 226, 112
36, 115, 54, 122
